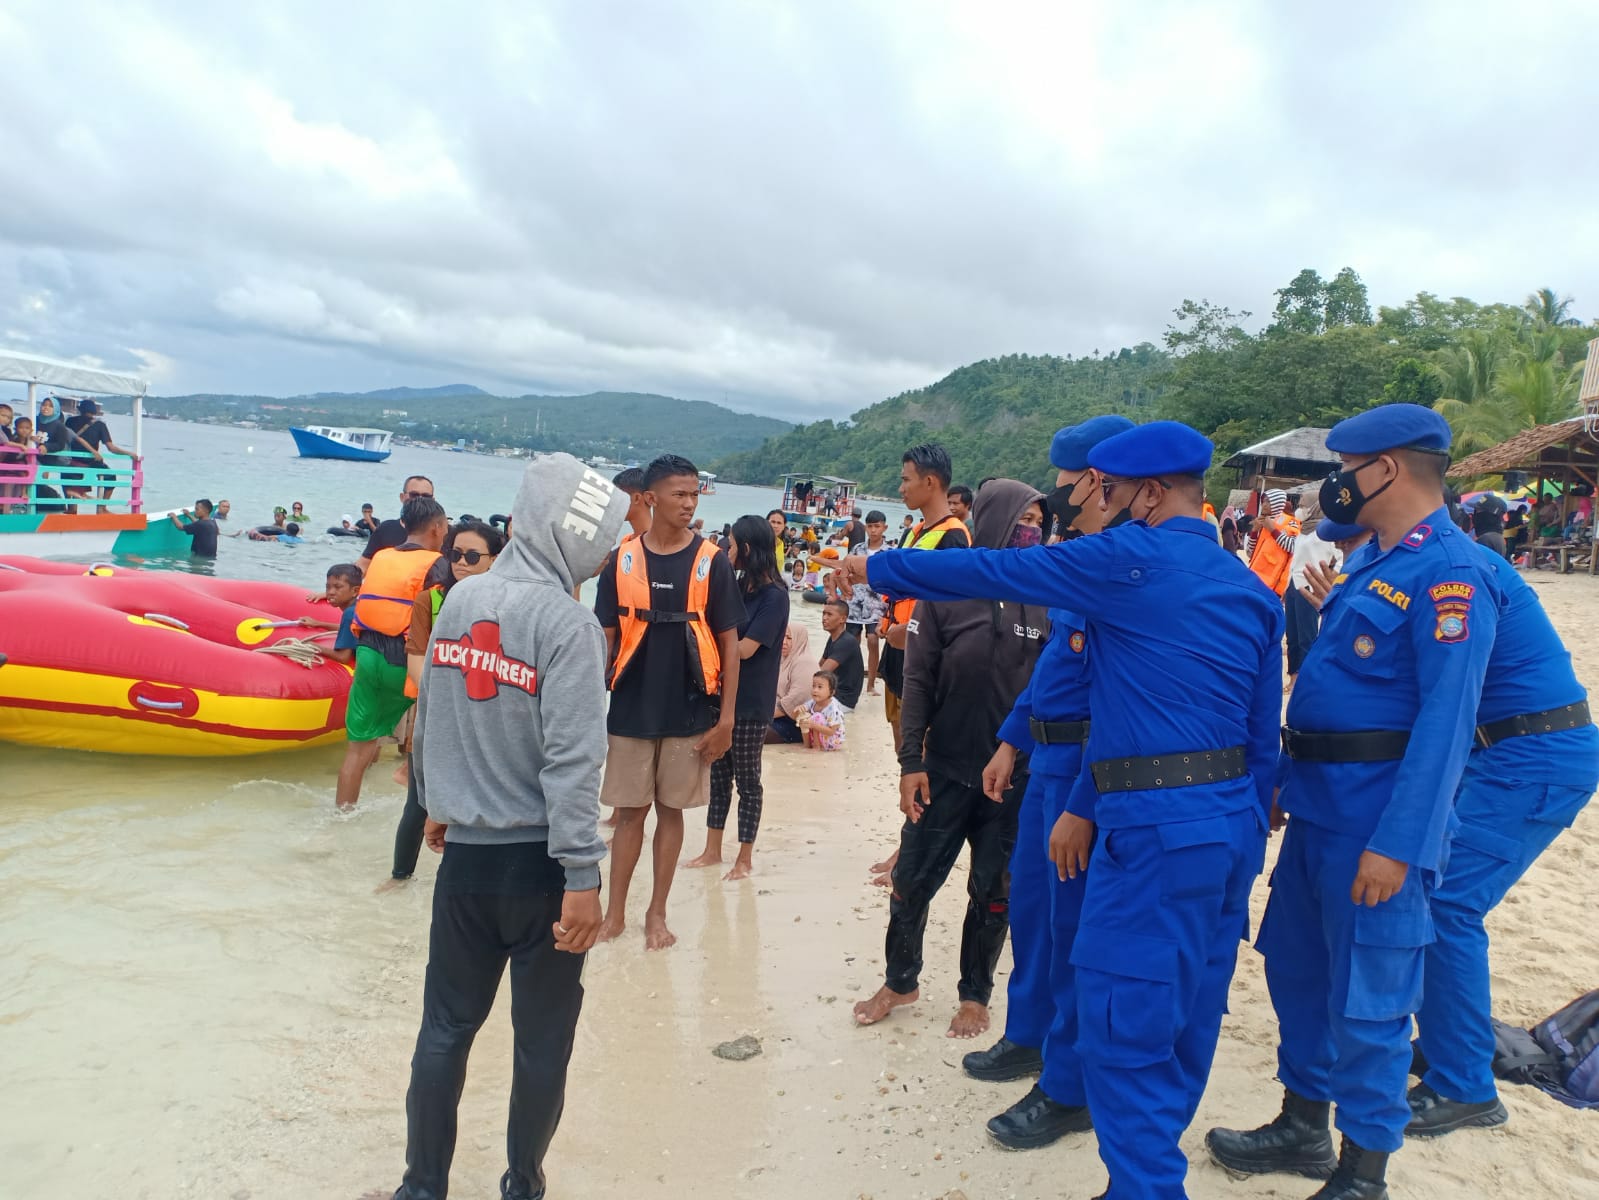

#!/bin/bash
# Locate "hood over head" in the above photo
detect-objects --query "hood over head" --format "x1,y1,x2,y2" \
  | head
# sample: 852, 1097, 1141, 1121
972, 478, 1046, 550
495, 452, 629, 591
1263, 488, 1287, 516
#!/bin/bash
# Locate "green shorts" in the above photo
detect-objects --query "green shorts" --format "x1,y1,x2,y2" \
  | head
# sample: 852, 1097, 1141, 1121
346, 645, 414, 742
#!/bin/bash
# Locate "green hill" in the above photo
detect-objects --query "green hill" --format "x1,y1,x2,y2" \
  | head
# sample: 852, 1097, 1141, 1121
151, 389, 792, 464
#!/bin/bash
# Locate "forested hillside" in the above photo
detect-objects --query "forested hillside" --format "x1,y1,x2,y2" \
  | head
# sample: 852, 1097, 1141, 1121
714, 273, 1594, 495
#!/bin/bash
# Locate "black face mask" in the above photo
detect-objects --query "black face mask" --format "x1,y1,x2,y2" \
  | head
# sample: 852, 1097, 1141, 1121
1104, 506, 1135, 529
1319, 458, 1393, 524
1045, 480, 1086, 536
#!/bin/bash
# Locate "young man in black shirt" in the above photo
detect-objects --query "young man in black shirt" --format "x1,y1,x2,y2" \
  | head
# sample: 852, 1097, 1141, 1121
818, 598, 864, 710
170, 498, 220, 558
594, 454, 743, 950
65, 398, 134, 509
359, 475, 436, 570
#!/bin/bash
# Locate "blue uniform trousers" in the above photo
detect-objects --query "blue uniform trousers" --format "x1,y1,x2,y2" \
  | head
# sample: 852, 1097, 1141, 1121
1073, 807, 1264, 1199
1417, 773, 1592, 1103
1260, 818, 1433, 1153
1002, 772, 1088, 1105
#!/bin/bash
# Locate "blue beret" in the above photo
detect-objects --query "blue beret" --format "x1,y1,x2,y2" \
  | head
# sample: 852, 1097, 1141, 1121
1050, 414, 1136, 471
1087, 420, 1214, 478
1326, 404, 1451, 455
1315, 518, 1367, 543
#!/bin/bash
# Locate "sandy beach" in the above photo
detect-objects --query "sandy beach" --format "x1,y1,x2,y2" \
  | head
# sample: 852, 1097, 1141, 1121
5, 574, 1599, 1200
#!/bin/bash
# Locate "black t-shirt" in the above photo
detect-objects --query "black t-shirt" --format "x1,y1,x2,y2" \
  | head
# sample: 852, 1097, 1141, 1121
732, 582, 791, 721
880, 523, 970, 696
362, 519, 408, 560
844, 520, 865, 550
67, 415, 112, 453
821, 630, 864, 709
183, 517, 219, 558
595, 537, 746, 738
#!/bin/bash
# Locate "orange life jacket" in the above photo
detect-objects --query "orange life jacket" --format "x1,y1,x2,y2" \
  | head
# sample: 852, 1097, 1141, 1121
880, 514, 968, 632
354, 546, 441, 636
1248, 513, 1301, 596
609, 534, 722, 695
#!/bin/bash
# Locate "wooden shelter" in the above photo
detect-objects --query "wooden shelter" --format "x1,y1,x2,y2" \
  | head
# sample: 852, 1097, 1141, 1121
1447, 416, 1599, 574
1223, 427, 1338, 493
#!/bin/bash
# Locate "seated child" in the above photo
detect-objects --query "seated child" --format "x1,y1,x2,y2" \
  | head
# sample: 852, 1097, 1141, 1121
788, 557, 807, 590
797, 669, 847, 751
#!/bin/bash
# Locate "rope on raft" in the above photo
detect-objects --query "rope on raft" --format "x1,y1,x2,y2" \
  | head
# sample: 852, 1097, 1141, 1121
251, 635, 332, 669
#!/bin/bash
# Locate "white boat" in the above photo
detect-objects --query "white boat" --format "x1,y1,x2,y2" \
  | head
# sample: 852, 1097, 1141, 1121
289, 425, 393, 462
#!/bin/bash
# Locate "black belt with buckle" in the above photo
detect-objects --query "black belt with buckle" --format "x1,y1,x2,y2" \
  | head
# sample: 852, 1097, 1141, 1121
1029, 717, 1091, 746
1475, 701, 1592, 749
1281, 727, 1411, 763
1090, 746, 1246, 793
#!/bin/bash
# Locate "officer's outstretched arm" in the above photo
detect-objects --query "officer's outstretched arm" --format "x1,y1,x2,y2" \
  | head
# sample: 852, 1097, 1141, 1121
1369, 578, 1499, 874
866, 540, 1117, 614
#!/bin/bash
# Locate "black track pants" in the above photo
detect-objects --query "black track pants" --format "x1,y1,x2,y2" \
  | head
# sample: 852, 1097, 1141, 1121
397, 842, 585, 1200
884, 768, 1023, 1004
393, 768, 428, 879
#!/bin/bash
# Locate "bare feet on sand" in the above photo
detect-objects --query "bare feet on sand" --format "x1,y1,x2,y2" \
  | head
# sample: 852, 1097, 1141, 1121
869, 849, 899, 888
644, 912, 677, 950
947, 1000, 991, 1039
724, 859, 752, 880
391, 762, 409, 787
596, 916, 626, 944
853, 985, 918, 1026
682, 850, 723, 869
373, 876, 409, 894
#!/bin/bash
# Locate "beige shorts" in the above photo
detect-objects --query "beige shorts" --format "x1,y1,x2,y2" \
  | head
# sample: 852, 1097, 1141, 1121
601, 734, 711, 810
884, 688, 902, 725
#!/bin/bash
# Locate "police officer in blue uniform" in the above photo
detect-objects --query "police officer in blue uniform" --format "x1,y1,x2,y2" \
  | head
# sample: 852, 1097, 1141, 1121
1408, 535, 1598, 1134
964, 415, 1132, 1150
840, 420, 1283, 1200
1207, 405, 1502, 1200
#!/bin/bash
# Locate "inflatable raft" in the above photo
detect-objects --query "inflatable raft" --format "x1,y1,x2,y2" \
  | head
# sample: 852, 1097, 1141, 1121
0, 556, 353, 756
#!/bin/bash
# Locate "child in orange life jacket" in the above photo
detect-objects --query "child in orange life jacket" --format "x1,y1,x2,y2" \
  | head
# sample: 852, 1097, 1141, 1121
797, 670, 847, 751
334, 496, 448, 811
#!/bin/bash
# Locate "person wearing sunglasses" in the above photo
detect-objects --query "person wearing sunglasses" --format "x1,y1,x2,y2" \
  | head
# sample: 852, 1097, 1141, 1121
385, 520, 507, 883
835, 419, 1284, 1200
359, 474, 438, 570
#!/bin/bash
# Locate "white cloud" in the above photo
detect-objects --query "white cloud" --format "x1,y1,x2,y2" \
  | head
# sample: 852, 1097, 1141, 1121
0, 0, 1596, 417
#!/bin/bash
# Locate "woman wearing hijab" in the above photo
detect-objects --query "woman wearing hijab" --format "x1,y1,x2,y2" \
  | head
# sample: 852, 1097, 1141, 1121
767, 622, 819, 743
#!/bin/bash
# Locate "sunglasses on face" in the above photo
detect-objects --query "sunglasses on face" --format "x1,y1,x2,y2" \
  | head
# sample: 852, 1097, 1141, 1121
448, 548, 493, 566
405, 490, 433, 500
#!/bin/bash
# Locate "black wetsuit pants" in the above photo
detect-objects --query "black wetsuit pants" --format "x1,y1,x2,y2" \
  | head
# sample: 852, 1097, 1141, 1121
884, 767, 1023, 1005
398, 842, 585, 1200
393, 770, 428, 878
1284, 584, 1321, 676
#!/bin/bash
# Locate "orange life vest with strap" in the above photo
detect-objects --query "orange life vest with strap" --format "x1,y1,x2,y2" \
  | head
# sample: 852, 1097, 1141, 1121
1248, 513, 1301, 596
880, 514, 968, 633
354, 546, 441, 636
609, 534, 723, 695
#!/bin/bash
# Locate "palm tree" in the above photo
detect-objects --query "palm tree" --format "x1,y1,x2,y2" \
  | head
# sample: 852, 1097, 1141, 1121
1524, 287, 1577, 328
1497, 356, 1580, 429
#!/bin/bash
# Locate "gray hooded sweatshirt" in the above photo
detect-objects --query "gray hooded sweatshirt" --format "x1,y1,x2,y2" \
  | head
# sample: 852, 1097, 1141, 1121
413, 452, 628, 891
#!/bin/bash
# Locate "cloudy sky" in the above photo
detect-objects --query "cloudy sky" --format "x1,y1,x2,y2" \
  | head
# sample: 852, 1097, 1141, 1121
2, 1, 1596, 418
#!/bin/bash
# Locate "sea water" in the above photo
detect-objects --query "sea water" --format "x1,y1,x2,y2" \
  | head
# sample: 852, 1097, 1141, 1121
0, 418, 910, 1197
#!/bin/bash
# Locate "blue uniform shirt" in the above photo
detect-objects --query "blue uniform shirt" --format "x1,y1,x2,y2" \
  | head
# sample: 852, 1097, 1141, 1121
1469, 545, 1599, 789
1282, 508, 1500, 875
869, 516, 1283, 830
996, 605, 1090, 778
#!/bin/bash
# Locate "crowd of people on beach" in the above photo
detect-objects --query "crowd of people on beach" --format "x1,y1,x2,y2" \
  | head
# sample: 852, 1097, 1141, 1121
324, 409, 1597, 1200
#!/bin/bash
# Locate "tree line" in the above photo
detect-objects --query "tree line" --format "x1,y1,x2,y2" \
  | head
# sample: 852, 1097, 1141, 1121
712, 273, 1594, 495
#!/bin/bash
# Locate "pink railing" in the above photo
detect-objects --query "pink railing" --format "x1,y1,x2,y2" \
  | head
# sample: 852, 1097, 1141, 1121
0, 445, 143, 514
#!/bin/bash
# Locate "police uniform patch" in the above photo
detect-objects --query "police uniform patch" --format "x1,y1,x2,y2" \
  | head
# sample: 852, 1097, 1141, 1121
1429, 581, 1473, 643
1353, 635, 1375, 658
1069, 631, 1085, 653
1404, 524, 1433, 547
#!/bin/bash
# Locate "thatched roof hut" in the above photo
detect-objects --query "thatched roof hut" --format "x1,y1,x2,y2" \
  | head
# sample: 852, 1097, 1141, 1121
1222, 427, 1338, 491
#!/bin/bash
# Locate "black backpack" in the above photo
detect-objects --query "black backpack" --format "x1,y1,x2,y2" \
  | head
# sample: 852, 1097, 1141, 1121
1491, 990, 1599, 1110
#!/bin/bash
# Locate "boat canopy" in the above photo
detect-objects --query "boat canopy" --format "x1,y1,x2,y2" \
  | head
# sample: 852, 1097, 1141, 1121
0, 350, 149, 397
779, 472, 855, 485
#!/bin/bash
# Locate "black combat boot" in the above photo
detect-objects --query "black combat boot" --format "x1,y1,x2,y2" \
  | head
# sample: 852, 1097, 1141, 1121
1306, 1135, 1388, 1199
961, 1036, 1042, 1082
985, 1083, 1093, 1150
1405, 1081, 1508, 1138
1205, 1088, 1337, 1179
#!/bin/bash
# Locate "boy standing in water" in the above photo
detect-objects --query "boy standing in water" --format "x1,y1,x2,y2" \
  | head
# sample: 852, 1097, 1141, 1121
594, 454, 744, 949
380, 454, 626, 1200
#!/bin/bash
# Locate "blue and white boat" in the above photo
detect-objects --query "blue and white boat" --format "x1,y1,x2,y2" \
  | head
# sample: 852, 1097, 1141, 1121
289, 425, 393, 463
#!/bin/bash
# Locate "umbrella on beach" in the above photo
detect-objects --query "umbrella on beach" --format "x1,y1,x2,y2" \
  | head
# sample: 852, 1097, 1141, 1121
1461, 489, 1532, 512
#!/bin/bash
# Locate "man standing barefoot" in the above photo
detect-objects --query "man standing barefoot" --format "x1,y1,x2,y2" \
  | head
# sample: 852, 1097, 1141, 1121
594, 454, 744, 950
382, 454, 625, 1200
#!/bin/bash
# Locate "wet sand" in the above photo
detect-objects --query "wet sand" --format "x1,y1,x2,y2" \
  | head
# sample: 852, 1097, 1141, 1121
4, 577, 1599, 1199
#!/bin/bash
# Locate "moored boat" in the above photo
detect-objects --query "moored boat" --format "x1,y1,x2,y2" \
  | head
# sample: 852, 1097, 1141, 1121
289, 425, 393, 462
779, 472, 856, 531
